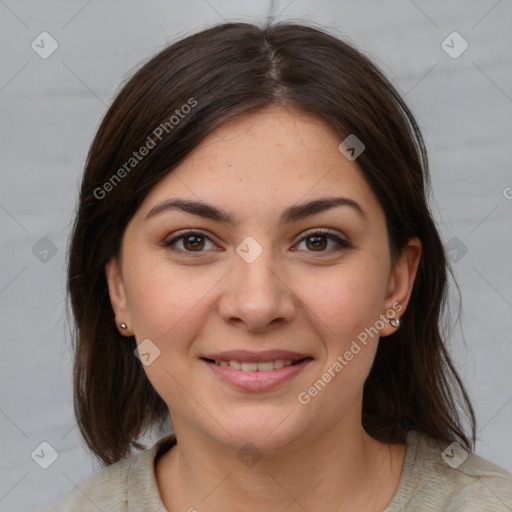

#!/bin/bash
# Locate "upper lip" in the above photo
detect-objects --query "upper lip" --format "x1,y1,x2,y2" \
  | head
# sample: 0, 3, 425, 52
201, 350, 312, 363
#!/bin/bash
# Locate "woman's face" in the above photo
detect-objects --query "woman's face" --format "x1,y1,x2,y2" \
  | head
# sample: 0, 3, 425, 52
106, 106, 420, 451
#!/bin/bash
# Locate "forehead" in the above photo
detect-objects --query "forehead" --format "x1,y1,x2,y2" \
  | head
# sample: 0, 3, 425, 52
137, 106, 383, 223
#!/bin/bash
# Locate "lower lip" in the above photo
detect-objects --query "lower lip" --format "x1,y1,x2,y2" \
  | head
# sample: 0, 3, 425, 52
203, 359, 312, 391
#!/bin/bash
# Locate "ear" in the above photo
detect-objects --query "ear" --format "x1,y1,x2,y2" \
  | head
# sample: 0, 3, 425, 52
105, 256, 134, 336
380, 237, 422, 337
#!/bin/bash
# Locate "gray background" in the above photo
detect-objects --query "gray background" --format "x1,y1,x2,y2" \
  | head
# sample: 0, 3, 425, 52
1, 1, 511, 511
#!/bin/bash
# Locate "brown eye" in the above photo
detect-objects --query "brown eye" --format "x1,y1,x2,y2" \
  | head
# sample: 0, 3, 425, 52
164, 231, 216, 253
305, 234, 328, 251
182, 234, 206, 251
294, 230, 350, 253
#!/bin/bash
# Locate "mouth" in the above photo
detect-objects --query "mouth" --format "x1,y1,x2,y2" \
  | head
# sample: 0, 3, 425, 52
201, 357, 308, 371
200, 350, 313, 391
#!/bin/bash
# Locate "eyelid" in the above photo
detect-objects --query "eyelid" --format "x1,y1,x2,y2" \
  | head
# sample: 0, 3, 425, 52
296, 227, 348, 243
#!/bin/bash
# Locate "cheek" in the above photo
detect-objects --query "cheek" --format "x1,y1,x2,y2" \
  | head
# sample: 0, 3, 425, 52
295, 260, 388, 342
123, 252, 222, 340
122, 257, 215, 405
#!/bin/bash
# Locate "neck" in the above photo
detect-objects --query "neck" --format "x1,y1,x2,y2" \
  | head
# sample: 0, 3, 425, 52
155, 419, 406, 512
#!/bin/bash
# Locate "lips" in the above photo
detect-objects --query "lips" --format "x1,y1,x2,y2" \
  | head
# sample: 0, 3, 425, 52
200, 350, 313, 391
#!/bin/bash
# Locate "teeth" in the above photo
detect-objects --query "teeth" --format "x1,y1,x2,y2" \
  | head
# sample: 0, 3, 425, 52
212, 358, 298, 371
241, 362, 258, 371
257, 361, 274, 372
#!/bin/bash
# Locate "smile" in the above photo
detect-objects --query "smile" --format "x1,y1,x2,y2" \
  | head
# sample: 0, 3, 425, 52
200, 351, 313, 391
206, 358, 297, 371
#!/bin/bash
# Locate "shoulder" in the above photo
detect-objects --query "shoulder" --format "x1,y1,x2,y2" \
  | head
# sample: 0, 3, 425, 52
386, 431, 512, 512
42, 456, 133, 512
42, 434, 176, 512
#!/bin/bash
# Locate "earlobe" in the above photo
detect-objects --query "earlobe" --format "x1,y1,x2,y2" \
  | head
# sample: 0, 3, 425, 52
380, 237, 422, 337
105, 257, 133, 336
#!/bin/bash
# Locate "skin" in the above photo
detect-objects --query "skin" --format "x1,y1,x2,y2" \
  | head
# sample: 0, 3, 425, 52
106, 106, 422, 511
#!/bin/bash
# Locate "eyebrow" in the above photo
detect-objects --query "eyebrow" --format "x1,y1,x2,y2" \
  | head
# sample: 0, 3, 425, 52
145, 196, 368, 225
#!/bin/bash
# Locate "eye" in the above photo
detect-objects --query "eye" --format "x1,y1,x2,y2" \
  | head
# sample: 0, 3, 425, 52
163, 231, 217, 253
162, 229, 351, 255
293, 229, 350, 253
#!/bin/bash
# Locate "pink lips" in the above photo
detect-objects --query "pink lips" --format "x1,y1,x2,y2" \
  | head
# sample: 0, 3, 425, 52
200, 350, 313, 392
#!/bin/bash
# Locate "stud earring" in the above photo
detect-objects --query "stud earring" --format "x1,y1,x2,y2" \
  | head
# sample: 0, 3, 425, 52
390, 317, 400, 328
119, 322, 127, 330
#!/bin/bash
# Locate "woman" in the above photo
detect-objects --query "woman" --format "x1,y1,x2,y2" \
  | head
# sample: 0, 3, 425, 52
44, 21, 512, 511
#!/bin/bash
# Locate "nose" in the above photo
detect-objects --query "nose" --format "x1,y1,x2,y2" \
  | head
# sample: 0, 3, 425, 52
217, 245, 296, 333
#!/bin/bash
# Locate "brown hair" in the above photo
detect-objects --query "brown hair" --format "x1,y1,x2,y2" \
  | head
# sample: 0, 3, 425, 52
67, 21, 476, 466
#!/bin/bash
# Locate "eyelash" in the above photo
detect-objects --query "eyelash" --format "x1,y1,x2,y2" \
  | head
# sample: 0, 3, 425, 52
162, 229, 351, 256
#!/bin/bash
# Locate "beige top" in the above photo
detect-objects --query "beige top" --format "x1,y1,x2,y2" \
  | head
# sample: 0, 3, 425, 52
43, 430, 512, 511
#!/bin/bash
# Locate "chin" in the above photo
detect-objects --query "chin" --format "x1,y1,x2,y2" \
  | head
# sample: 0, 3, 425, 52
207, 411, 309, 454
